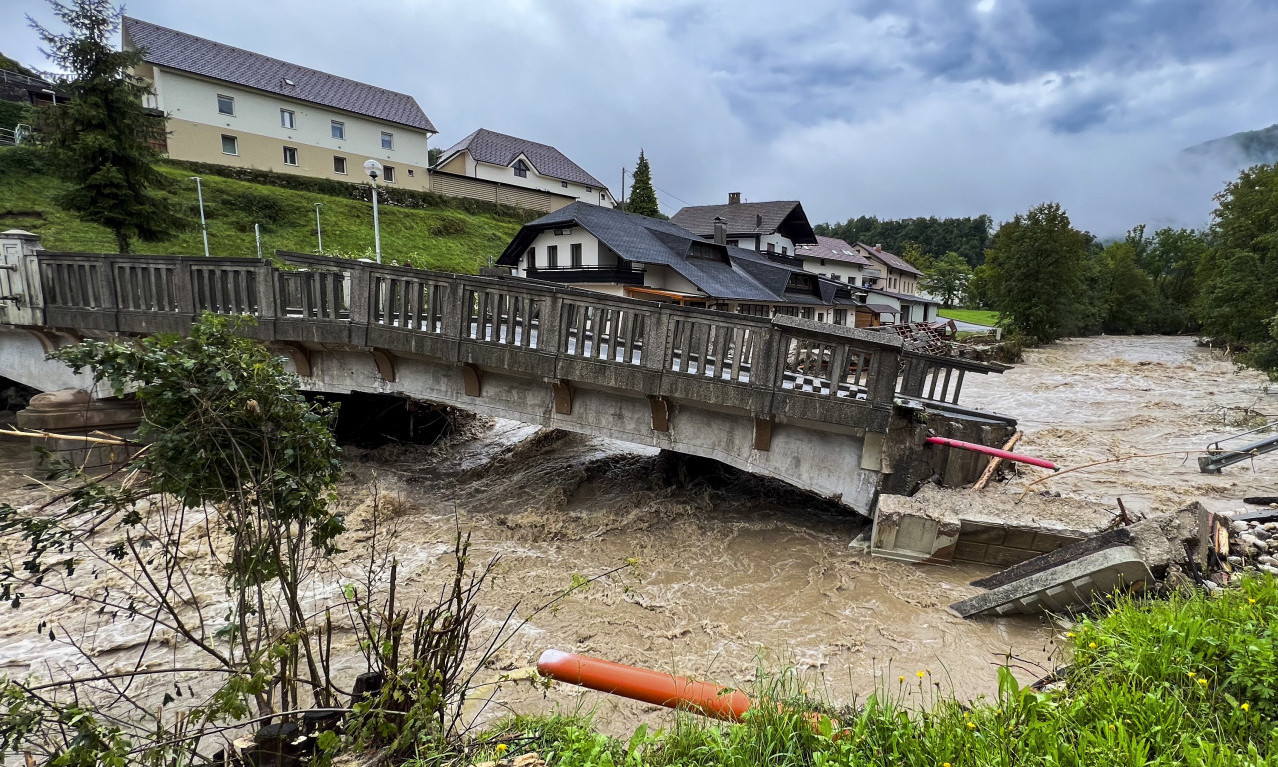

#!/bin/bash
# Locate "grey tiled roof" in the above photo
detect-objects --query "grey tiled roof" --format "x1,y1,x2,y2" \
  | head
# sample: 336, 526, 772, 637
863, 286, 939, 304
795, 235, 872, 266
438, 128, 606, 189
122, 17, 436, 133
497, 203, 826, 302
855, 242, 923, 276
670, 201, 817, 245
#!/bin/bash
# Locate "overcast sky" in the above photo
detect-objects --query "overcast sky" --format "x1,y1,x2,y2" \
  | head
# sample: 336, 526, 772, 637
9, 0, 1277, 237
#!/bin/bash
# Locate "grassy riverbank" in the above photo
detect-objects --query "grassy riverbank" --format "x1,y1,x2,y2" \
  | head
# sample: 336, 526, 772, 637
463, 577, 1275, 766
939, 308, 1001, 327
0, 147, 523, 273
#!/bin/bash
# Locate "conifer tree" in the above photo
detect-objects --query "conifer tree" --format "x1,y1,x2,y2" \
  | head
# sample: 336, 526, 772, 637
30, 0, 177, 253
626, 150, 660, 218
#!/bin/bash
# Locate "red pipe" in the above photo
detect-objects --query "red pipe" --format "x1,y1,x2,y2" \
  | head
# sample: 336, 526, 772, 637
537, 649, 752, 721
925, 436, 1058, 470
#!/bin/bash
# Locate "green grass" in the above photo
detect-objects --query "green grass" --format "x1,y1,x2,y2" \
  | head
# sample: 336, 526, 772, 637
939, 308, 1000, 326
0, 147, 522, 273
461, 577, 1278, 766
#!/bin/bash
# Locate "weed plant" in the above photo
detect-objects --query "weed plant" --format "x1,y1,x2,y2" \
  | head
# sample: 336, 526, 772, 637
467, 577, 1277, 766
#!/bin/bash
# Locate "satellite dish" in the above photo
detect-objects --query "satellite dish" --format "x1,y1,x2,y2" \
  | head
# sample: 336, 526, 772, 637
363, 159, 383, 179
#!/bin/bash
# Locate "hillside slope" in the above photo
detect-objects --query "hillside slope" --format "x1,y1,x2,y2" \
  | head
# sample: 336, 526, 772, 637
0, 147, 524, 273
1181, 123, 1278, 167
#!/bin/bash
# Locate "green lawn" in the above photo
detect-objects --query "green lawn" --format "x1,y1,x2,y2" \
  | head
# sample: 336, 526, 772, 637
0, 147, 522, 274
939, 307, 1000, 326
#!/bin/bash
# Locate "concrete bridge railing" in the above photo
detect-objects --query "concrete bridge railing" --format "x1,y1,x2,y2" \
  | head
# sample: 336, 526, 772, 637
1, 236, 1008, 513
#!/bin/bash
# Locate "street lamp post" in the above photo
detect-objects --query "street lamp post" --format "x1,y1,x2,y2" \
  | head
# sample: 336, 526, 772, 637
190, 176, 210, 258
363, 160, 383, 263
314, 202, 323, 254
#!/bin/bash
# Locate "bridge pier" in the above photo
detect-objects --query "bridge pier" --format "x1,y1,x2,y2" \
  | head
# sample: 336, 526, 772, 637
14, 388, 141, 470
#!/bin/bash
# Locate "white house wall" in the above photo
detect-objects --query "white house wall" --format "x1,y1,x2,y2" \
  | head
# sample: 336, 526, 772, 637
151, 69, 432, 189
469, 158, 614, 207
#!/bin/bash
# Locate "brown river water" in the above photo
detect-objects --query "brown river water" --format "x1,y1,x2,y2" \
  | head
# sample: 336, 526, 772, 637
0, 335, 1274, 740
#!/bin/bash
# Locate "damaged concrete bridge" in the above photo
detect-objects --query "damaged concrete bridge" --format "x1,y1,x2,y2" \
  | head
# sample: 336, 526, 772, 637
0, 230, 1014, 516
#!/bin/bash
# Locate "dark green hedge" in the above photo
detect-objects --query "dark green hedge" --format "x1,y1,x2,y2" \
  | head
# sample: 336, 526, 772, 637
0, 101, 31, 132
162, 159, 542, 223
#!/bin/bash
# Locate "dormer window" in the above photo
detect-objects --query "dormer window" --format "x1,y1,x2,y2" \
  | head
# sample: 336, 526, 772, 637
513, 160, 529, 178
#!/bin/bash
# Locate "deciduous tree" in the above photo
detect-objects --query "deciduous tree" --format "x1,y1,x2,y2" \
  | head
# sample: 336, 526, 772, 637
921, 251, 971, 307
983, 202, 1092, 343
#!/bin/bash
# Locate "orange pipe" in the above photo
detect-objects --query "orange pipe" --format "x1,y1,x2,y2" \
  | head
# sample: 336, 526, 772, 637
536, 649, 752, 721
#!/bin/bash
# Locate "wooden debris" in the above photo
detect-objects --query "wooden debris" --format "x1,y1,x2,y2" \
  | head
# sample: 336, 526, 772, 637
971, 430, 1022, 491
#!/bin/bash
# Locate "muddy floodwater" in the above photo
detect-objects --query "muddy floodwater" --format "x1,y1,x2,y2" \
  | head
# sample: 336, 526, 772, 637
0, 335, 1274, 737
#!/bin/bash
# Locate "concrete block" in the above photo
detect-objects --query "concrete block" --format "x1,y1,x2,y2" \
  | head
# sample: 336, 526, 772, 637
1001, 527, 1039, 550
1031, 531, 1083, 553
871, 506, 961, 564
983, 545, 1036, 568
958, 522, 1006, 545
951, 545, 1153, 618
953, 540, 989, 563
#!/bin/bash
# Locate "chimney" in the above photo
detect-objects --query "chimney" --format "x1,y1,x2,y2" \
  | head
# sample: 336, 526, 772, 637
875, 243, 883, 252
728, 192, 741, 205
713, 216, 727, 245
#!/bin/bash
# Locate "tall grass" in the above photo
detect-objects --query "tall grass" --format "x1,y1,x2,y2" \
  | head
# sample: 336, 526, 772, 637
467, 576, 1277, 766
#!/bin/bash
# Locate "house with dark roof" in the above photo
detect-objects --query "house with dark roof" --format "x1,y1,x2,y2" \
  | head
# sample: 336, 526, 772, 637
849, 242, 923, 294
670, 194, 818, 260
435, 128, 614, 208
122, 17, 437, 190
495, 203, 870, 326
795, 235, 871, 286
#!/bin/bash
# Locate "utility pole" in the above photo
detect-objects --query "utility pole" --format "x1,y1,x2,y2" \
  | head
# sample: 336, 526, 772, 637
621, 167, 627, 207
314, 203, 323, 253
190, 177, 210, 257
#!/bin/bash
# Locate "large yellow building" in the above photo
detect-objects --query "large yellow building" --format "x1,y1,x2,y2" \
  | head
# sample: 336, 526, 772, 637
123, 17, 437, 191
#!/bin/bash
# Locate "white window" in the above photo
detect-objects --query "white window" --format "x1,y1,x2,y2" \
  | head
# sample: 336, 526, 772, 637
283, 146, 298, 166
383, 165, 396, 183
280, 109, 295, 128
513, 159, 528, 178
381, 131, 393, 150
331, 120, 345, 140
561, 181, 568, 188
333, 156, 347, 174
217, 94, 234, 115
221, 134, 238, 155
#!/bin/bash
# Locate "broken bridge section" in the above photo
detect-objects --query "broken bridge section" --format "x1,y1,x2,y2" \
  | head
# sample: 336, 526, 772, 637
0, 232, 1013, 515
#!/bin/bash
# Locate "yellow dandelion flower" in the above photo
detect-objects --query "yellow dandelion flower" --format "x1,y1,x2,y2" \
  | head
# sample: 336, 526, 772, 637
1249, 598, 1257, 605
1065, 632, 1075, 638
1187, 671, 1196, 678
917, 671, 926, 679
1089, 642, 1097, 649
944, 763, 952, 767
496, 744, 508, 754
966, 721, 976, 730
898, 676, 905, 683
1107, 724, 1115, 732
1198, 678, 1208, 687
1241, 703, 1250, 712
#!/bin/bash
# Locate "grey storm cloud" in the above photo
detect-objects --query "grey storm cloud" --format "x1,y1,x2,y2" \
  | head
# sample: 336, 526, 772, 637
7, 0, 1278, 237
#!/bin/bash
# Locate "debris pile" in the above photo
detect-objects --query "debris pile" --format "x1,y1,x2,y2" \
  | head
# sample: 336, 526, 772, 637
1222, 506, 1278, 577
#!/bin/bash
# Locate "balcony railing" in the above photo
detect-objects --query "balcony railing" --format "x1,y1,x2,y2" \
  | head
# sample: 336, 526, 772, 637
525, 265, 645, 286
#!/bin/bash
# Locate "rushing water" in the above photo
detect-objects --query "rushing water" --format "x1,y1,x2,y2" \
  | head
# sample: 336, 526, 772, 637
0, 335, 1273, 738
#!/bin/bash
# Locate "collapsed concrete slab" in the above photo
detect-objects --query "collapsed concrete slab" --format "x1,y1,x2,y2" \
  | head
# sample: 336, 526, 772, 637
871, 484, 1101, 565
952, 503, 1208, 618
950, 545, 1154, 618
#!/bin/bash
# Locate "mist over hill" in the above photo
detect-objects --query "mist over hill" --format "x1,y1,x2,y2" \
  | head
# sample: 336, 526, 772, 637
1181, 123, 1278, 168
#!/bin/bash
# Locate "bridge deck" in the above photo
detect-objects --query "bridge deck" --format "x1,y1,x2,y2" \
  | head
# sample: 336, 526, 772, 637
1, 241, 1011, 514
